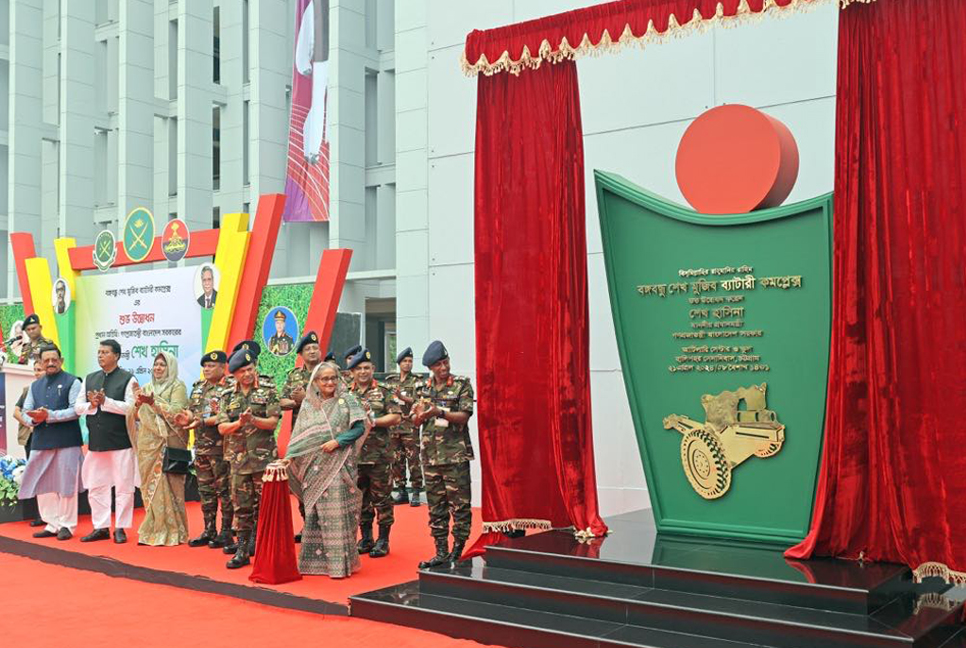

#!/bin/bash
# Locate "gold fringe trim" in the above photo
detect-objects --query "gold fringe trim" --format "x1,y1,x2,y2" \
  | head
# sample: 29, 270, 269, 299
840, 0, 876, 6
913, 592, 961, 615
462, 0, 837, 77
574, 526, 611, 543
262, 460, 290, 482
912, 561, 966, 586
482, 518, 553, 533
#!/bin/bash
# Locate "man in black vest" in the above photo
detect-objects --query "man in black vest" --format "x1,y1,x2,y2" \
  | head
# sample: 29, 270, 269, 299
75, 339, 138, 544
17, 345, 84, 540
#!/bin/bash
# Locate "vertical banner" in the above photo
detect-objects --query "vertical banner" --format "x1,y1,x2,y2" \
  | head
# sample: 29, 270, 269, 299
283, 0, 330, 222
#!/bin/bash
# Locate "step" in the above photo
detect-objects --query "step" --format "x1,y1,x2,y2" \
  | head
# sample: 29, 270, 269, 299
350, 581, 769, 648
483, 531, 911, 615
418, 559, 964, 648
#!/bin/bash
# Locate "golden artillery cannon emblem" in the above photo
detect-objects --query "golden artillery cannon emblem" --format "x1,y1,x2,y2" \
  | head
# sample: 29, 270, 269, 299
663, 383, 784, 500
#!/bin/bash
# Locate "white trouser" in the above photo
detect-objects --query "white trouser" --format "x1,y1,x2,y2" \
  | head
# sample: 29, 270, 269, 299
37, 492, 78, 534
88, 486, 134, 530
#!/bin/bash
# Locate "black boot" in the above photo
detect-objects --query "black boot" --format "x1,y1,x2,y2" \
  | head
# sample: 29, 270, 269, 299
409, 488, 422, 507
392, 489, 409, 505
357, 524, 374, 554
210, 512, 234, 549
449, 538, 467, 566
247, 525, 257, 557
188, 516, 217, 547
369, 525, 391, 558
419, 537, 451, 569
222, 532, 240, 555
226, 531, 251, 569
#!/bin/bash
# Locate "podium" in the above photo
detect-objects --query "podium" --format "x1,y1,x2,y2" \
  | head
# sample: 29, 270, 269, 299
1, 362, 35, 459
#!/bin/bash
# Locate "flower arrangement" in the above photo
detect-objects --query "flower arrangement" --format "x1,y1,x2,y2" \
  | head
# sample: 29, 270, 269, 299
0, 455, 27, 507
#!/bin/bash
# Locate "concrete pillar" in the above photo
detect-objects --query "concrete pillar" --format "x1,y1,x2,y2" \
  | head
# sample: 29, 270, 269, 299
176, 0, 213, 232
117, 0, 155, 224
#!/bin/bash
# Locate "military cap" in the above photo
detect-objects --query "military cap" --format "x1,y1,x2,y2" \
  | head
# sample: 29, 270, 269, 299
422, 340, 448, 368
274, 310, 287, 321
296, 331, 320, 354
324, 351, 336, 362
347, 348, 373, 370
23, 314, 40, 328
202, 350, 228, 366
396, 347, 413, 364
232, 339, 261, 357
344, 344, 362, 359
228, 349, 255, 373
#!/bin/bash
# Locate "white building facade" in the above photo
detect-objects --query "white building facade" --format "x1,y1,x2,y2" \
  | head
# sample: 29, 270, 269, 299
1, 0, 839, 516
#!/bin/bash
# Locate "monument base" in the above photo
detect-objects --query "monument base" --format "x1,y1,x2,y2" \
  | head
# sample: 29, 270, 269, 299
351, 510, 966, 648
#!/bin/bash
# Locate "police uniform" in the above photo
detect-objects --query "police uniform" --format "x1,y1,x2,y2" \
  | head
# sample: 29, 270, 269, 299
217, 349, 280, 569
349, 348, 401, 558
18, 315, 53, 364
385, 346, 424, 505
416, 341, 475, 568
186, 350, 234, 549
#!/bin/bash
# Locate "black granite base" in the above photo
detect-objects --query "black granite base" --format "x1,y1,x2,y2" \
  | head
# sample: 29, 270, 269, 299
351, 509, 966, 648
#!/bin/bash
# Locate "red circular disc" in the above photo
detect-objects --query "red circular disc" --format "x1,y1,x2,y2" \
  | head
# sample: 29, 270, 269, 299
675, 105, 800, 215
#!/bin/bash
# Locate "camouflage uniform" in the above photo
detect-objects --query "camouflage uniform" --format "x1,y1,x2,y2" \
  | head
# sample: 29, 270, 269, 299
417, 376, 475, 542
352, 380, 402, 530
280, 365, 314, 428
187, 378, 233, 533
384, 372, 424, 491
18, 335, 53, 364
217, 381, 280, 533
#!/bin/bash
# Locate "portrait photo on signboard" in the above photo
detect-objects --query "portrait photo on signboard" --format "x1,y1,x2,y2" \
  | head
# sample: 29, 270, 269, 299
193, 263, 220, 309
262, 306, 299, 357
52, 278, 71, 314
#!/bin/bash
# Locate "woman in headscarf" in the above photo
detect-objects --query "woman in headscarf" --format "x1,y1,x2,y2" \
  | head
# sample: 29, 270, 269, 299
133, 351, 190, 546
286, 361, 368, 577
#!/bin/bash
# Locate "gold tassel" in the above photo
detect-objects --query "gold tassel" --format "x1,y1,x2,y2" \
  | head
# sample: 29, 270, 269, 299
912, 561, 966, 586
261, 460, 289, 482
481, 518, 553, 533
460, 0, 838, 77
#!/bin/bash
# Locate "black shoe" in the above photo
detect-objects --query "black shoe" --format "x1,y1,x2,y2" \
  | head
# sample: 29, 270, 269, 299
357, 525, 374, 554
449, 539, 466, 566
392, 489, 409, 505
189, 527, 216, 547
33, 529, 57, 539
208, 528, 233, 549
30, 518, 46, 527
294, 531, 302, 543
419, 538, 451, 569
114, 529, 127, 544
81, 528, 110, 543
57, 528, 72, 541
247, 531, 256, 557
369, 525, 391, 558
226, 533, 251, 569
409, 489, 422, 507
503, 529, 526, 539
222, 537, 240, 554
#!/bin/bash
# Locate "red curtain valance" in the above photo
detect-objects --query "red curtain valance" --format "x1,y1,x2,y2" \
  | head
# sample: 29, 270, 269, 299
463, 0, 874, 77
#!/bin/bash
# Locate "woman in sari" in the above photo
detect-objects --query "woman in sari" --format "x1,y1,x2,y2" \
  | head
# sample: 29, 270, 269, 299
133, 351, 190, 546
287, 362, 368, 577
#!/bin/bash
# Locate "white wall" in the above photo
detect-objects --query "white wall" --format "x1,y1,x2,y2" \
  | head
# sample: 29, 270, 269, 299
408, 1, 838, 516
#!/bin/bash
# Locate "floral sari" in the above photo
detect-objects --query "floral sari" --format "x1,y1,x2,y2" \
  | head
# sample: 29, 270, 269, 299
135, 351, 190, 546
287, 363, 368, 576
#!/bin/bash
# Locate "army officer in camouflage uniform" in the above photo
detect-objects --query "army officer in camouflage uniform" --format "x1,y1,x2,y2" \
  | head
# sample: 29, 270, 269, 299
385, 347, 423, 506
413, 341, 475, 569
348, 348, 401, 558
186, 350, 234, 549
17, 314, 54, 364
217, 349, 280, 569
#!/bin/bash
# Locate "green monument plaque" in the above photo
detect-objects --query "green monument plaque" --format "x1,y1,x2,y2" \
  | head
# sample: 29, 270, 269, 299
596, 170, 832, 545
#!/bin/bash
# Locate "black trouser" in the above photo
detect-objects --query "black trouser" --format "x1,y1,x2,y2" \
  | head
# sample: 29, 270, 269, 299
24, 436, 32, 459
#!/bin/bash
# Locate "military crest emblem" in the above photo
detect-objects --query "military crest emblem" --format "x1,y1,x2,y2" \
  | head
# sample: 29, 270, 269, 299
93, 229, 117, 272
123, 207, 155, 262
161, 218, 190, 262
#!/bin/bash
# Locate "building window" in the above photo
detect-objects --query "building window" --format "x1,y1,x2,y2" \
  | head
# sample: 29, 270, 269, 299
365, 70, 378, 166
213, 6, 221, 84
212, 106, 221, 191
168, 118, 178, 197
212, 206, 220, 229
243, 100, 250, 185
169, 20, 178, 100
242, 0, 250, 84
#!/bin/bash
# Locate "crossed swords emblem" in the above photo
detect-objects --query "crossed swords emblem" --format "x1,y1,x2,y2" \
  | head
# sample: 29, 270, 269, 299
129, 220, 150, 253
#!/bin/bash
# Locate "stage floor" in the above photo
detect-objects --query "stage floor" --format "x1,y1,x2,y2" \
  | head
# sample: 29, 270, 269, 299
0, 497, 482, 615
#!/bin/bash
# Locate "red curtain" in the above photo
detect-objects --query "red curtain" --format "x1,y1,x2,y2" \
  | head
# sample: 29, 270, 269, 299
470, 60, 607, 556
786, 0, 966, 582
250, 475, 301, 585
464, 0, 815, 76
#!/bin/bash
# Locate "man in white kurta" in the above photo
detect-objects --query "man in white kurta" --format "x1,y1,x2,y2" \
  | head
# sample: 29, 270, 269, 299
75, 339, 139, 544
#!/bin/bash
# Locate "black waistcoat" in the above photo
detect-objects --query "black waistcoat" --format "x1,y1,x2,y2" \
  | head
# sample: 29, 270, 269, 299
29, 371, 83, 451
85, 367, 134, 452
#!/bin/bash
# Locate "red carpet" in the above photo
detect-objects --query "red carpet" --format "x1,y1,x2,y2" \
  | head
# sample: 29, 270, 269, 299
0, 552, 498, 648
0, 497, 482, 605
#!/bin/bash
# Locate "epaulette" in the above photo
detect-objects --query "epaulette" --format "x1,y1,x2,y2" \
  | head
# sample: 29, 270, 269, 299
191, 378, 205, 388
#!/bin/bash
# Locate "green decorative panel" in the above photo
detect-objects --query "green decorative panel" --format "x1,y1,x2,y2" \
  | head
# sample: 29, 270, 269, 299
250, 284, 314, 388
595, 171, 832, 545
0, 303, 26, 364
